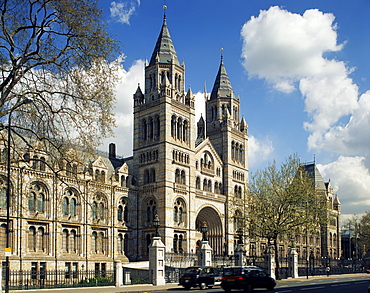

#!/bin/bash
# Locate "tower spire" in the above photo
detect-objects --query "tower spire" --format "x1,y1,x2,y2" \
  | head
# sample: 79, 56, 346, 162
163, 0, 167, 19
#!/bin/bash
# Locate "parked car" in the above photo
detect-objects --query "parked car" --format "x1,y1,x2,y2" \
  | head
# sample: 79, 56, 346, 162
221, 266, 276, 292
179, 266, 222, 289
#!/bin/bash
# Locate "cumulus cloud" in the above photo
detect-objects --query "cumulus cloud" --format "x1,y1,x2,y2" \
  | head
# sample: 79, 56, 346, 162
110, 1, 141, 25
101, 59, 144, 156
240, 6, 367, 154
248, 135, 274, 168
317, 156, 370, 216
241, 6, 369, 216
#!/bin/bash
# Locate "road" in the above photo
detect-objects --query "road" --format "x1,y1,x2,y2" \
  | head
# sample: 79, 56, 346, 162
171, 276, 370, 293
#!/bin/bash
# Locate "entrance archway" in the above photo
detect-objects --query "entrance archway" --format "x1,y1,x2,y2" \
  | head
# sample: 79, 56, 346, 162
196, 207, 223, 255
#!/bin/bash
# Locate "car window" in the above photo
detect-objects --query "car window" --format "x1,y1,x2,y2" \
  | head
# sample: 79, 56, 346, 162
185, 268, 199, 274
223, 268, 243, 276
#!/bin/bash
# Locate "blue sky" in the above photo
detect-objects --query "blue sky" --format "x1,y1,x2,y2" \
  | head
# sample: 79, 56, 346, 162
98, 0, 370, 220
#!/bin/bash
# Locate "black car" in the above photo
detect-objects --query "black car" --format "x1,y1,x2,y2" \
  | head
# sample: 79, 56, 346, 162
179, 266, 222, 289
221, 266, 276, 292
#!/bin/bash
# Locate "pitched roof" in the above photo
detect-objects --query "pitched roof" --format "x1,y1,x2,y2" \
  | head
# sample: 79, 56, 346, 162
149, 17, 179, 66
210, 56, 236, 100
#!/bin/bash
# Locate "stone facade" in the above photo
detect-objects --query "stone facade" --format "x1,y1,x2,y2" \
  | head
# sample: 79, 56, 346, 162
0, 13, 340, 274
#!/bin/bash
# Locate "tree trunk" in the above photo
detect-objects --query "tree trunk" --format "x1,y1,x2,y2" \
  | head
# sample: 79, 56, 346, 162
273, 238, 280, 280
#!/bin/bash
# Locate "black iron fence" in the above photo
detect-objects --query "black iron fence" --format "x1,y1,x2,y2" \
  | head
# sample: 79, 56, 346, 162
7, 269, 114, 290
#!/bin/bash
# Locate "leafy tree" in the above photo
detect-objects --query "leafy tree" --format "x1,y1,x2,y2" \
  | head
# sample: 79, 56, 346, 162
247, 154, 327, 279
359, 211, 370, 253
0, 0, 121, 169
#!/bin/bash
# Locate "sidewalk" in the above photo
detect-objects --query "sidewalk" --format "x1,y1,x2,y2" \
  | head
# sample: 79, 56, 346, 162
9, 273, 370, 293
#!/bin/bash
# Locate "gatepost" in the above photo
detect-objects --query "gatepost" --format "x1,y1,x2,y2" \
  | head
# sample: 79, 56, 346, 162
115, 260, 123, 287
288, 247, 298, 278
149, 215, 166, 286
266, 245, 276, 280
198, 221, 212, 266
234, 229, 246, 266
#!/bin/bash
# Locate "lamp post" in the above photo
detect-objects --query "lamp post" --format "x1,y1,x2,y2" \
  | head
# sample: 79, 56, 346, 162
237, 229, 244, 245
153, 214, 160, 237
201, 221, 208, 242
5, 97, 33, 293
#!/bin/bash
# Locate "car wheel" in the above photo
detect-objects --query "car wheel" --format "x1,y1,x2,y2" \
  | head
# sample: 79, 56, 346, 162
244, 284, 253, 292
199, 282, 206, 290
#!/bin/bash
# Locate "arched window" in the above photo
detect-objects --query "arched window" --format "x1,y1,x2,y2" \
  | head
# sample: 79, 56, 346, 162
37, 227, 45, 252
118, 233, 124, 254
40, 157, 46, 171
142, 119, 148, 141
62, 229, 69, 251
28, 226, 36, 251
118, 205, 123, 222
29, 183, 46, 213
0, 224, 6, 249
180, 170, 185, 184
173, 234, 178, 253
208, 180, 212, 192
0, 177, 7, 209
70, 198, 76, 216
175, 169, 180, 183
150, 168, 156, 183
144, 170, 149, 184
179, 234, 183, 253
92, 231, 97, 253
171, 115, 176, 137
174, 199, 185, 224
183, 120, 188, 141
174, 206, 178, 222
196, 177, 200, 189
146, 200, 156, 222
70, 230, 77, 252
92, 202, 97, 219
177, 118, 182, 140
203, 179, 207, 191
63, 197, 69, 215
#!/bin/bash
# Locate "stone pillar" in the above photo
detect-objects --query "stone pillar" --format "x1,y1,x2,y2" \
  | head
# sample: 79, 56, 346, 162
266, 245, 276, 280
234, 244, 247, 266
149, 236, 166, 286
288, 247, 298, 278
198, 241, 212, 267
115, 260, 123, 287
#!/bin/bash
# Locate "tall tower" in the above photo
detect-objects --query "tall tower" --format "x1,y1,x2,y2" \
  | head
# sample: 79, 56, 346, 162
206, 56, 248, 253
132, 15, 196, 258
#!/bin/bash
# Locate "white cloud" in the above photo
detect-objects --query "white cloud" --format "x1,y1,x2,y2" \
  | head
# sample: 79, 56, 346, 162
240, 6, 367, 154
248, 135, 274, 168
101, 59, 144, 156
240, 6, 370, 216
317, 156, 370, 215
110, 1, 140, 25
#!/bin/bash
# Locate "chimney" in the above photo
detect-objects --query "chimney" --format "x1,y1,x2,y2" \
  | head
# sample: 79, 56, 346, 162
109, 143, 116, 158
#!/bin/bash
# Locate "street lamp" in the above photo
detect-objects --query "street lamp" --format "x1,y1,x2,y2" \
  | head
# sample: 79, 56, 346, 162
201, 221, 208, 242
153, 214, 160, 237
5, 97, 33, 293
237, 229, 244, 245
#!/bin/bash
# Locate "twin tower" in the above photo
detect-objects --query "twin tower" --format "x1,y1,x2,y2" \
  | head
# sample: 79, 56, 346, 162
129, 14, 248, 259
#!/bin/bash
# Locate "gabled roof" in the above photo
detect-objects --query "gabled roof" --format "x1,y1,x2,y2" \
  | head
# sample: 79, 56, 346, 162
210, 56, 236, 100
304, 163, 326, 190
149, 16, 179, 66
195, 138, 224, 167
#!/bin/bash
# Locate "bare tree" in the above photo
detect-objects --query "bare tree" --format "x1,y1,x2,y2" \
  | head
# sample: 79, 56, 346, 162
0, 0, 121, 168
247, 154, 327, 279
359, 211, 370, 254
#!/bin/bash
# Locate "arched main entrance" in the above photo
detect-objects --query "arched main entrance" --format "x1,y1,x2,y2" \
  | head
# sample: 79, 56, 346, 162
196, 207, 223, 255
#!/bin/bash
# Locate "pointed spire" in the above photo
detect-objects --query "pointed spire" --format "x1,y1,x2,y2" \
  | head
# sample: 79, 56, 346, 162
149, 16, 179, 66
240, 116, 247, 132
210, 55, 235, 100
